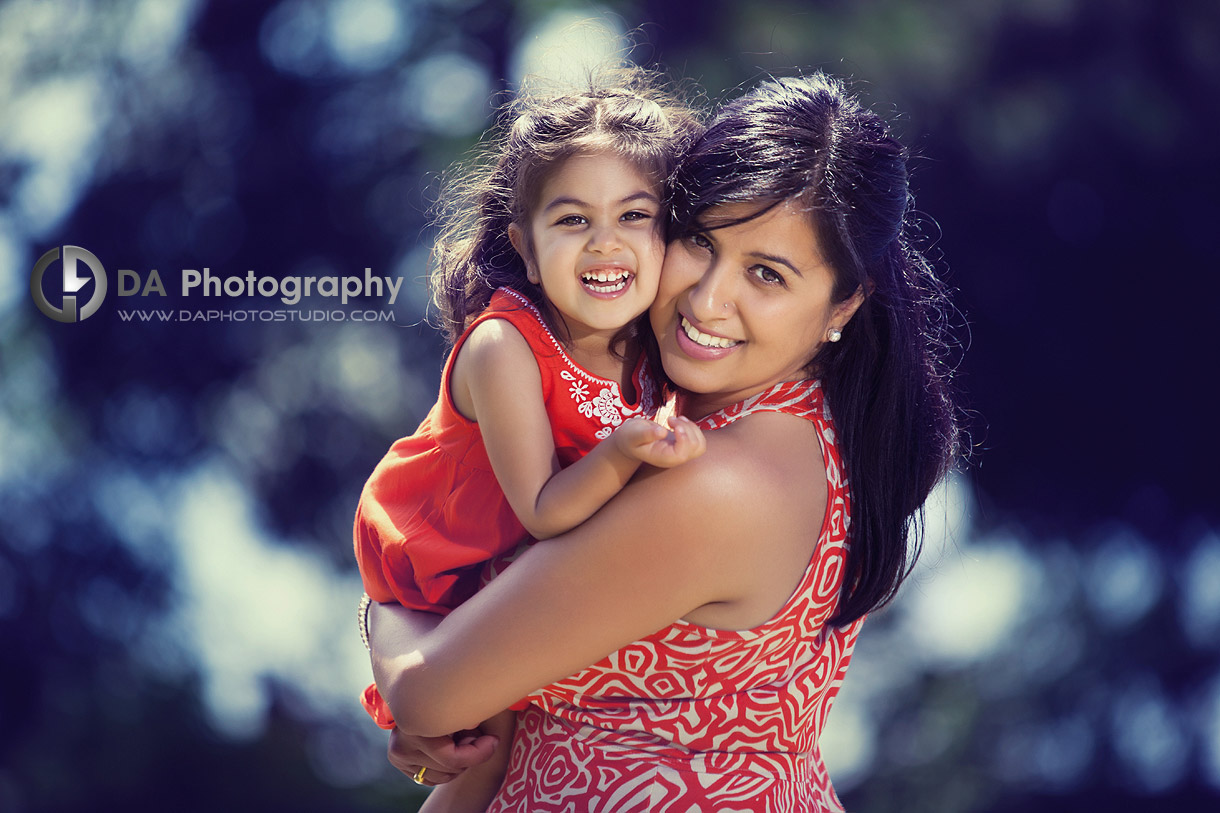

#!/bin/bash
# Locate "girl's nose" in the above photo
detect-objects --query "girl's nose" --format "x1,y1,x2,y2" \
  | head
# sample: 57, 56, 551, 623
587, 224, 623, 255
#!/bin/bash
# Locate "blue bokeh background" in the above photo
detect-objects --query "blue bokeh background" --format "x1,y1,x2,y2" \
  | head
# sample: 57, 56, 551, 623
2, 1, 1217, 810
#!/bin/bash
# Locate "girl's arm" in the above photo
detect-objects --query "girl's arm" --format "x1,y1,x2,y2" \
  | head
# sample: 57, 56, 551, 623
452, 318, 704, 540
369, 411, 828, 737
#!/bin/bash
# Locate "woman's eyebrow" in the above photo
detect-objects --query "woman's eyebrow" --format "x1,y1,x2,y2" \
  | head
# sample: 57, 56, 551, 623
750, 251, 805, 278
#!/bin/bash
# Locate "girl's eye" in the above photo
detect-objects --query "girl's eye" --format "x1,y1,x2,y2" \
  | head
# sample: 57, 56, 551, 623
750, 265, 785, 286
621, 210, 653, 222
556, 214, 587, 226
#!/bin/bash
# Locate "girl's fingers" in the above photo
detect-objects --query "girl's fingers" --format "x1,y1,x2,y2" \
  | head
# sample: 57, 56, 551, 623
662, 419, 703, 463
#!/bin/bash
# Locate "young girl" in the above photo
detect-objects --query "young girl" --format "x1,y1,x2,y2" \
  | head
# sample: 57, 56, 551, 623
353, 70, 702, 811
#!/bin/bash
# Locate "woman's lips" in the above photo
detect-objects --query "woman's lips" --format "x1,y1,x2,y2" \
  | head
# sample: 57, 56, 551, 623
674, 315, 741, 360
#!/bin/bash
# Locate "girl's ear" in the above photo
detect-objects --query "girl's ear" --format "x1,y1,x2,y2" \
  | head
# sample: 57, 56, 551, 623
508, 224, 540, 284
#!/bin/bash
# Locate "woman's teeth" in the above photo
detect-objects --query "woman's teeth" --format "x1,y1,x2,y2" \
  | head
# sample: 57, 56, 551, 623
681, 317, 739, 349
581, 270, 631, 292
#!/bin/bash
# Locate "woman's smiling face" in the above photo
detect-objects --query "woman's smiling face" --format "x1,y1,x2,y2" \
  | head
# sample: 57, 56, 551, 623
650, 199, 865, 418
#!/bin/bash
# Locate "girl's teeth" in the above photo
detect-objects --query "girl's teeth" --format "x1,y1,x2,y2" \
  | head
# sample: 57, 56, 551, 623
581, 271, 630, 292
584, 271, 627, 283
681, 317, 739, 349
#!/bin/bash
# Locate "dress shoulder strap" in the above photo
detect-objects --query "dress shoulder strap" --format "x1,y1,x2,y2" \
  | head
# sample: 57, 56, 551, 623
467, 287, 553, 348
697, 379, 829, 431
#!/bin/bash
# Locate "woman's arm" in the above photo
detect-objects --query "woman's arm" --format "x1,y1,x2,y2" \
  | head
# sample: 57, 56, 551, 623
370, 608, 503, 786
370, 412, 827, 737
453, 319, 704, 541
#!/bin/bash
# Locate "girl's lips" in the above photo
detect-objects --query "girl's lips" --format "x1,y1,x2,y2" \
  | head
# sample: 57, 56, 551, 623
673, 315, 742, 360
579, 267, 634, 298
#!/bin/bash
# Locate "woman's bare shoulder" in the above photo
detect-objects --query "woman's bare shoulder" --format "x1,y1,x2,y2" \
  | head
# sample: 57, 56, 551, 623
634, 410, 826, 545
699, 409, 826, 491
667, 411, 830, 626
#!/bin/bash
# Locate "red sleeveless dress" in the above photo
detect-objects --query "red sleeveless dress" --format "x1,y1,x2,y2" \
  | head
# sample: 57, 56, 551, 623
489, 379, 863, 813
354, 287, 659, 728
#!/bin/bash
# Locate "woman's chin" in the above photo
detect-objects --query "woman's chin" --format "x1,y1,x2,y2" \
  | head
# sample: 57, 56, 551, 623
658, 350, 719, 400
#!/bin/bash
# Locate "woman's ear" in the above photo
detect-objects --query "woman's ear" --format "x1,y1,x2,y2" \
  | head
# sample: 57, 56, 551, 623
831, 284, 868, 330
508, 224, 539, 284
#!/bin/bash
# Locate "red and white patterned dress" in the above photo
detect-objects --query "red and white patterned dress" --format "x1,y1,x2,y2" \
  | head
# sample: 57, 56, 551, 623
489, 379, 864, 813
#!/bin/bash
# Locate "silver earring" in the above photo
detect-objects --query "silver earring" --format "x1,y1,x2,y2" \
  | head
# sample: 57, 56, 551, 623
828, 327, 842, 343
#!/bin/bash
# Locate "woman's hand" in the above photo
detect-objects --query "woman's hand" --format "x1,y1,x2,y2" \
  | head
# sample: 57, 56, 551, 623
387, 727, 501, 785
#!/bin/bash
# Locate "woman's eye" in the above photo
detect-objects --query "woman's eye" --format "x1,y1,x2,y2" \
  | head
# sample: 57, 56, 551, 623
688, 233, 713, 251
750, 265, 784, 286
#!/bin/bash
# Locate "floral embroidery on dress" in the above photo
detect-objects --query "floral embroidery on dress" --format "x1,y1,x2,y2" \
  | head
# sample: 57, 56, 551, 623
515, 293, 652, 431
578, 387, 625, 428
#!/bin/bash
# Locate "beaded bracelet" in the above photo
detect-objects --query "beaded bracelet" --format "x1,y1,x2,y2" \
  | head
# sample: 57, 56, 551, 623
357, 592, 372, 651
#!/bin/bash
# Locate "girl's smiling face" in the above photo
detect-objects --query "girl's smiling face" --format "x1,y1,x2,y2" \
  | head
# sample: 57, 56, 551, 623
510, 151, 664, 349
650, 199, 865, 418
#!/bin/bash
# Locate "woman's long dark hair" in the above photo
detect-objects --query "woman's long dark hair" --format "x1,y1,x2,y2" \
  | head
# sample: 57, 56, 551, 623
670, 73, 961, 627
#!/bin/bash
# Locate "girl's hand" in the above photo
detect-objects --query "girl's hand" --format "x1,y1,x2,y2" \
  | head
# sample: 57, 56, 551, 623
613, 416, 707, 468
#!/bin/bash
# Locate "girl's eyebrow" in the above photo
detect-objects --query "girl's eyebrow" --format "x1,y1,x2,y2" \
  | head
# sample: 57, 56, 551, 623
620, 190, 662, 205
542, 190, 660, 212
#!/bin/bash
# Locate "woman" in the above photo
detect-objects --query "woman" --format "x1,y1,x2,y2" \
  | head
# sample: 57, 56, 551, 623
365, 72, 960, 812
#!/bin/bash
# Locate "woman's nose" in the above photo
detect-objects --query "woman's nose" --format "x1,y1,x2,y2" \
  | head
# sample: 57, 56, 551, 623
687, 264, 735, 321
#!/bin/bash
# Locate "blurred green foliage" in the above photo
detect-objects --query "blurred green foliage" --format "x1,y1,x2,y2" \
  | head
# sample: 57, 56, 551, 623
1, 1, 1217, 811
